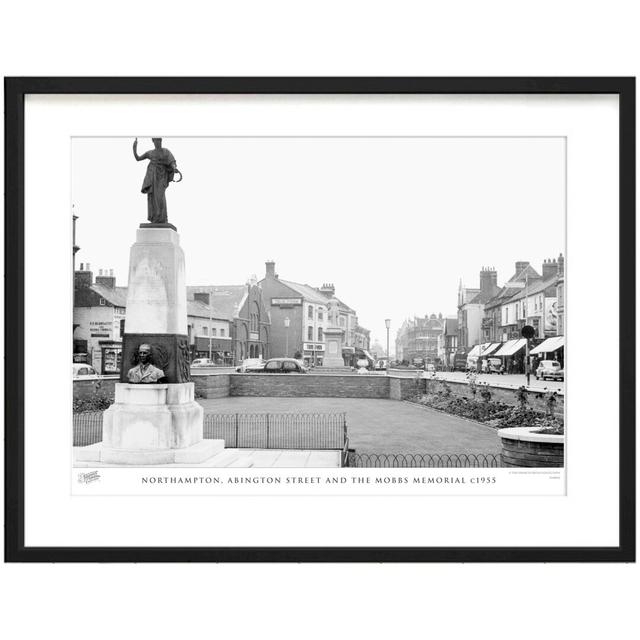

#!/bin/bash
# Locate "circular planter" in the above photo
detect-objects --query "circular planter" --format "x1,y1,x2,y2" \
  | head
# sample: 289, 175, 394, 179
499, 427, 564, 468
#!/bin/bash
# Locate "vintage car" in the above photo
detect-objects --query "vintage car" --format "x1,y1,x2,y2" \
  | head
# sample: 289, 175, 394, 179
535, 359, 564, 381
191, 358, 216, 368
72, 363, 99, 379
235, 358, 266, 373
258, 358, 308, 374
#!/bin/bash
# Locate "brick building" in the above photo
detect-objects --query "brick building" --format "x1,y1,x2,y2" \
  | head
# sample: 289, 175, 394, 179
259, 260, 369, 366
395, 313, 445, 365
73, 264, 127, 374
188, 280, 271, 364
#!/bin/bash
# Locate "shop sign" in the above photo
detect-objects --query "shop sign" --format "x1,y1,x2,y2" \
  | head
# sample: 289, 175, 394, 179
272, 297, 302, 306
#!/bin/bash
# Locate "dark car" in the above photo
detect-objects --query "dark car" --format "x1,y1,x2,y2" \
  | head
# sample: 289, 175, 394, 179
259, 358, 308, 374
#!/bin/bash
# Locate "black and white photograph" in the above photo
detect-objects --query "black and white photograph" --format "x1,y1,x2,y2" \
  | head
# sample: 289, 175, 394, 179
6, 77, 632, 562
71, 134, 566, 480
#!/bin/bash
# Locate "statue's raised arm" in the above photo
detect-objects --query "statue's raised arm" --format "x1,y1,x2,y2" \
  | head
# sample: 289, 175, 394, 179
132, 138, 150, 162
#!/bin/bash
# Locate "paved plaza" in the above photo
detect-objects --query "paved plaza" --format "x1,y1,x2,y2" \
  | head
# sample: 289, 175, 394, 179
198, 396, 502, 454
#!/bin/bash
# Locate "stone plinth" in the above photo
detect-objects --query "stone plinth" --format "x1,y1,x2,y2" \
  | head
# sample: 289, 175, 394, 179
78, 383, 223, 465
120, 227, 191, 383
124, 227, 187, 334
323, 327, 347, 368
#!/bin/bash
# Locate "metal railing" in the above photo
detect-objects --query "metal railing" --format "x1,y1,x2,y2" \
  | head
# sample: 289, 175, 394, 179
203, 412, 347, 449
346, 452, 503, 468
73, 411, 103, 446
73, 411, 348, 451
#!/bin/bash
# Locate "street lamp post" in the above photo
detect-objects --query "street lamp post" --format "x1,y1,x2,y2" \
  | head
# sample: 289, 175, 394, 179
208, 288, 213, 362
385, 318, 391, 374
284, 316, 290, 357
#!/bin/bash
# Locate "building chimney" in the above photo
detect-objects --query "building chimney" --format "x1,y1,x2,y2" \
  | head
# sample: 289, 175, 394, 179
95, 268, 116, 289
74, 264, 93, 289
319, 282, 335, 296
265, 260, 276, 278
479, 266, 499, 298
515, 261, 530, 276
542, 258, 559, 280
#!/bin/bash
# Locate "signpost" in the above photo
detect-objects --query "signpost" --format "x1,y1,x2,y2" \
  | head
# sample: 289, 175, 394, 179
521, 324, 535, 386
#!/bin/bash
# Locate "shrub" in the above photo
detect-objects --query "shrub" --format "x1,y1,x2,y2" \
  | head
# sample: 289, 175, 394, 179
73, 395, 113, 413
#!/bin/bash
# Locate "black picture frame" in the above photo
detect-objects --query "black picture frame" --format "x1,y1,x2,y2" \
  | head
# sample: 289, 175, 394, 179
4, 77, 635, 563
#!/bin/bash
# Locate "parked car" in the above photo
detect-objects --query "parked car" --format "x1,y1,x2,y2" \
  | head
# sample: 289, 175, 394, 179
191, 358, 216, 368
374, 359, 388, 371
72, 363, 99, 379
486, 357, 504, 374
424, 363, 436, 373
535, 360, 564, 381
258, 358, 308, 374
236, 358, 266, 373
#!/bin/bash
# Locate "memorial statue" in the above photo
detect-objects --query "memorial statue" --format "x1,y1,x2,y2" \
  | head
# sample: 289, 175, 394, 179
127, 344, 165, 384
327, 297, 341, 327
133, 137, 182, 224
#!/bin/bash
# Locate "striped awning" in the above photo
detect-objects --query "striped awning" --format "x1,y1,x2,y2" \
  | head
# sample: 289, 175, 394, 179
493, 338, 527, 357
481, 343, 501, 356
530, 336, 565, 355
467, 343, 491, 357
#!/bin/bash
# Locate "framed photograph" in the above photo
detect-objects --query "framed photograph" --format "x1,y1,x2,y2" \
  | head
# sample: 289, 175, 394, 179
5, 77, 635, 562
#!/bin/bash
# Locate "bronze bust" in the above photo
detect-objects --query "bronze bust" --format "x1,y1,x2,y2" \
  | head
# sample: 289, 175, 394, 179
127, 344, 165, 384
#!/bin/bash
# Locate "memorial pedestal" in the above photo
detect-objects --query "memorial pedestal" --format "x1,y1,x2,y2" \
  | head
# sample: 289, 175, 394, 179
323, 327, 348, 368
79, 224, 224, 466
120, 227, 191, 384
77, 383, 223, 465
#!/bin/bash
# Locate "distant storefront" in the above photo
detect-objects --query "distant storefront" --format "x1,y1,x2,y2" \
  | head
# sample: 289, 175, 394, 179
194, 336, 234, 364
100, 341, 123, 374
302, 342, 325, 366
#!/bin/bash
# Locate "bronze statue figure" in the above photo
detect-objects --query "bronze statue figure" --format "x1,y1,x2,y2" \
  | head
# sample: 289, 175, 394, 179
133, 137, 182, 224
127, 344, 165, 384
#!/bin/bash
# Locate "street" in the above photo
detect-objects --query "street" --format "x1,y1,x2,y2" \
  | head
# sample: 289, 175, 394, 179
430, 370, 564, 393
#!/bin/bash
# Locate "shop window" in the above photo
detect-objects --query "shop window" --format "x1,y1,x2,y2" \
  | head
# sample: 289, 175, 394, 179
221, 329, 225, 337
202, 327, 208, 336
212, 328, 217, 336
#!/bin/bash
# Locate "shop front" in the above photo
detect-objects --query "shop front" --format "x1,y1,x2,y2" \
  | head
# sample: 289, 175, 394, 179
100, 341, 122, 375
303, 342, 325, 367
493, 338, 528, 374
194, 336, 234, 365
530, 335, 565, 366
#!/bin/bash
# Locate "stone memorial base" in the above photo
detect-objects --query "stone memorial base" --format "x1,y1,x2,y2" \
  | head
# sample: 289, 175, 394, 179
323, 327, 347, 368
76, 382, 224, 465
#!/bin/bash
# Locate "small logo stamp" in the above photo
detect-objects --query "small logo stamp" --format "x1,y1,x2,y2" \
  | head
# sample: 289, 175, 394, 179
77, 470, 101, 484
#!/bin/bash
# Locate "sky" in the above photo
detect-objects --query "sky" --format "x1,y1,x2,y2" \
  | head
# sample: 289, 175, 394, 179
72, 136, 565, 346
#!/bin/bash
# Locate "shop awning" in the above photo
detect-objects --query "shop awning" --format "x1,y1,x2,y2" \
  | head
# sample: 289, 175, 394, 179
493, 338, 527, 357
468, 343, 491, 358
530, 336, 565, 355
481, 343, 501, 356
